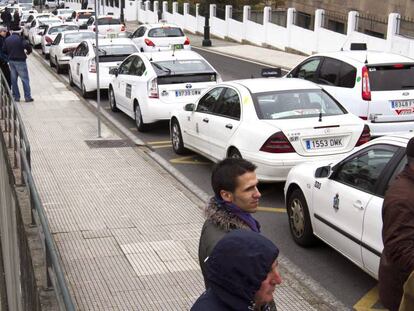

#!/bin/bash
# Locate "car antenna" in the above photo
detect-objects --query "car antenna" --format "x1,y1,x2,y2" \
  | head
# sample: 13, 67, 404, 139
172, 44, 175, 57
318, 109, 322, 122
364, 53, 368, 64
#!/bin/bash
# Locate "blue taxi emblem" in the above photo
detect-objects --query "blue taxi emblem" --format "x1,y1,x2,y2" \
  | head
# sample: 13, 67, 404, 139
186, 84, 192, 89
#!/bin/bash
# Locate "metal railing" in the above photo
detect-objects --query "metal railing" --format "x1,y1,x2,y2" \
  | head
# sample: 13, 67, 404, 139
0, 71, 75, 311
270, 9, 287, 27
249, 10, 264, 25
356, 14, 387, 39
396, 16, 414, 39
188, 4, 196, 16
215, 7, 225, 20
293, 11, 314, 30
321, 10, 347, 34
232, 9, 243, 22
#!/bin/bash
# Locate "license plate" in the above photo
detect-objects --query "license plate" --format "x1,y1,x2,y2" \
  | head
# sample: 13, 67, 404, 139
106, 32, 118, 39
390, 99, 414, 114
305, 137, 343, 150
170, 44, 184, 50
175, 89, 201, 97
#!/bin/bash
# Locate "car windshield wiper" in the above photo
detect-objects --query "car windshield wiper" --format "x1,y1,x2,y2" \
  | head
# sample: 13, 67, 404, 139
401, 85, 414, 89
152, 62, 171, 74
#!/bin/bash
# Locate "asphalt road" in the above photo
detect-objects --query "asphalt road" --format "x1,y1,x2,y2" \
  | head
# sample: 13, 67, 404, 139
36, 46, 378, 309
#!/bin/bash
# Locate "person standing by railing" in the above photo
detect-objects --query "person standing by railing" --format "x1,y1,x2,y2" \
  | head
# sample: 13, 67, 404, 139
0, 26, 11, 87
2, 27, 33, 102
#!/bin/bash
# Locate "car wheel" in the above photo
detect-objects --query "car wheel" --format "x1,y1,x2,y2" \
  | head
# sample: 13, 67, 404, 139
68, 68, 74, 87
49, 56, 55, 67
81, 77, 90, 98
109, 87, 119, 112
134, 103, 147, 132
228, 148, 242, 158
44, 52, 49, 60
56, 57, 63, 74
287, 189, 317, 247
171, 119, 187, 154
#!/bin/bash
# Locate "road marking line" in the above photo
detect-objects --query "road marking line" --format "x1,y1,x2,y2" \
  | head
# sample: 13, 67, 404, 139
353, 286, 386, 311
151, 144, 172, 149
170, 156, 211, 165
257, 207, 286, 213
148, 140, 171, 145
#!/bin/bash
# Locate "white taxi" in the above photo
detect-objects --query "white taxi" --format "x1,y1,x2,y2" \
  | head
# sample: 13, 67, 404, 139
170, 78, 370, 182
130, 22, 190, 52
51, 8, 75, 22
68, 38, 138, 97
49, 30, 95, 73
108, 50, 220, 131
284, 133, 413, 278
28, 17, 62, 47
41, 23, 78, 58
70, 9, 94, 26
84, 15, 125, 36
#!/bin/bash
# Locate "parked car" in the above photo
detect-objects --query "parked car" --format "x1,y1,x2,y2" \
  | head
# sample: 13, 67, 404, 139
287, 48, 414, 137
170, 78, 370, 182
108, 50, 220, 131
130, 22, 190, 52
68, 37, 138, 96
27, 15, 60, 46
41, 23, 78, 58
70, 9, 94, 26
284, 133, 413, 278
51, 8, 75, 21
49, 30, 95, 73
45, 0, 64, 9
84, 15, 125, 36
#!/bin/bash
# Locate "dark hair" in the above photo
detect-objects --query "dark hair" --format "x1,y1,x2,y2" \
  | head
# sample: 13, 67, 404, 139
211, 158, 257, 197
408, 156, 414, 165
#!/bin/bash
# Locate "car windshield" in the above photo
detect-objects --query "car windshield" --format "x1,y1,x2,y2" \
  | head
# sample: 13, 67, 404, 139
64, 32, 95, 43
38, 15, 52, 20
148, 27, 184, 37
94, 44, 137, 56
97, 17, 121, 25
368, 64, 414, 91
49, 25, 78, 34
253, 89, 347, 120
151, 59, 213, 75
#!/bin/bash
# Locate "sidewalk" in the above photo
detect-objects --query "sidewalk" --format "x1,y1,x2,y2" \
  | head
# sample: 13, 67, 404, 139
18, 38, 343, 310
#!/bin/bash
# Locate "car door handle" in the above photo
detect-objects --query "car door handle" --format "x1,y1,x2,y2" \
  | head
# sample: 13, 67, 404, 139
225, 124, 233, 129
353, 200, 364, 210
203, 118, 209, 123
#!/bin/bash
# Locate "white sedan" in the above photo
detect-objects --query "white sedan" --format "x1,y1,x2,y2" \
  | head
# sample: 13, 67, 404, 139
84, 15, 125, 36
284, 134, 412, 279
41, 23, 78, 58
68, 38, 138, 97
108, 50, 220, 131
49, 30, 95, 73
130, 22, 190, 52
170, 78, 370, 182
28, 17, 62, 47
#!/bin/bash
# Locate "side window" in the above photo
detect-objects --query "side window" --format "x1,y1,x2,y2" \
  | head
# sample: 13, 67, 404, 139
54, 33, 61, 45
138, 27, 146, 37
213, 88, 241, 120
333, 146, 398, 193
196, 88, 224, 113
318, 58, 342, 86
134, 57, 146, 76
80, 43, 89, 56
87, 17, 94, 25
73, 44, 82, 56
293, 58, 321, 82
338, 62, 357, 88
118, 56, 135, 75
30, 20, 36, 28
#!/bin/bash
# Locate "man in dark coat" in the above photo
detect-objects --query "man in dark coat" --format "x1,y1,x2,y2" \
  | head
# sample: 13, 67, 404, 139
198, 158, 262, 287
1, 8, 12, 30
0, 26, 10, 87
192, 230, 281, 311
379, 136, 414, 311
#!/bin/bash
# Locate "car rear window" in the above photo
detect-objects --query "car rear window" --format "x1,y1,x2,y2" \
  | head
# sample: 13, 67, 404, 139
151, 59, 214, 75
78, 13, 93, 19
59, 9, 74, 14
64, 32, 95, 43
368, 64, 414, 91
49, 25, 78, 34
253, 89, 347, 120
98, 17, 121, 25
148, 27, 184, 37
95, 44, 138, 56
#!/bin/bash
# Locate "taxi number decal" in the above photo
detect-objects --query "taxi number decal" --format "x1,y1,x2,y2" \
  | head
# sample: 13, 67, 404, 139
126, 84, 132, 99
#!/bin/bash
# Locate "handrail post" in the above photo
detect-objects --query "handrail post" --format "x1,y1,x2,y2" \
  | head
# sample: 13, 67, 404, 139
12, 104, 18, 168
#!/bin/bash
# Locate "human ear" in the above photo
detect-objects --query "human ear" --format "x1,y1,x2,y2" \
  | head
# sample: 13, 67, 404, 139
220, 190, 233, 202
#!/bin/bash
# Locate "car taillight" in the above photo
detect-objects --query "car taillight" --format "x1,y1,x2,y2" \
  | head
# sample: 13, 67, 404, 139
121, 24, 125, 32
93, 26, 96, 32
45, 35, 53, 44
88, 58, 96, 73
260, 132, 294, 153
145, 38, 155, 47
362, 66, 371, 101
356, 124, 371, 146
148, 78, 158, 98
184, 37, 190, 45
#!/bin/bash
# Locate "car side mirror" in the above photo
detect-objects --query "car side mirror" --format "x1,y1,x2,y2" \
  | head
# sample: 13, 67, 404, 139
184, 103, 195, 111
314, 165, 331, 178
109, 67, 118, 76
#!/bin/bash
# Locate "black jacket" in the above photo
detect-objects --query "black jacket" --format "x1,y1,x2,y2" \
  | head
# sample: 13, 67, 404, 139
3, 33, 32, 61
192, 230, 279, 311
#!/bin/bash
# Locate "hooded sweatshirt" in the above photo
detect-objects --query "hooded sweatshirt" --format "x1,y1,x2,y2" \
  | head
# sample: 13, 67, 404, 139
192, 230, 279, 311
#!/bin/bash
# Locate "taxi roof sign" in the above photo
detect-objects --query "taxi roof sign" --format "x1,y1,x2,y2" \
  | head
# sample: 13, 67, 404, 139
261, 68, 282, 78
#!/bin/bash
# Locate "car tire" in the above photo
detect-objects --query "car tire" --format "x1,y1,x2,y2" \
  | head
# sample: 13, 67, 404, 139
81, 77, 90, 98
56, 57, 63, 74
44, 52, 49, 60
287, 189, 317, 247
228, 148, 242, 159
68, 68, 74, 87
109, 87, 119, 112
171, 119, 187, 154
134, 103, 147, 132
49, 56, 55, 67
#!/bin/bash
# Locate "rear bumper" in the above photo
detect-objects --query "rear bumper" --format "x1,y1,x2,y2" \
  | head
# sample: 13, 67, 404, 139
84, 74, 111, 92
366, 119, 414, 137
141, 99, 187, 124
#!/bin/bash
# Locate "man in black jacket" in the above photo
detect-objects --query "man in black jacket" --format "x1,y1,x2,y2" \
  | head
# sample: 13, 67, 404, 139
3, 27, 33, 102
0, 26, 10, 87
1, 8, 12, 30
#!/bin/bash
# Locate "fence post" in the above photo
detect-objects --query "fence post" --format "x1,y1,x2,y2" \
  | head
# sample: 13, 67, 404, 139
386, 13, 400, 52
162, 1, 168, 21
314, 9, 324, 54
195, 3, 199, 17
136, 0, 141, 22
242, 5, 250, 42
263, 6, 271, 46
347, 11, 359, 35
286, 7, 296, 51
225, 5, 232, 38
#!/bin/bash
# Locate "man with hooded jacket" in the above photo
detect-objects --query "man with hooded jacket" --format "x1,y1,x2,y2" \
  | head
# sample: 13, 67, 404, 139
379, 136, 414, 311
191, 229, 282, 311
